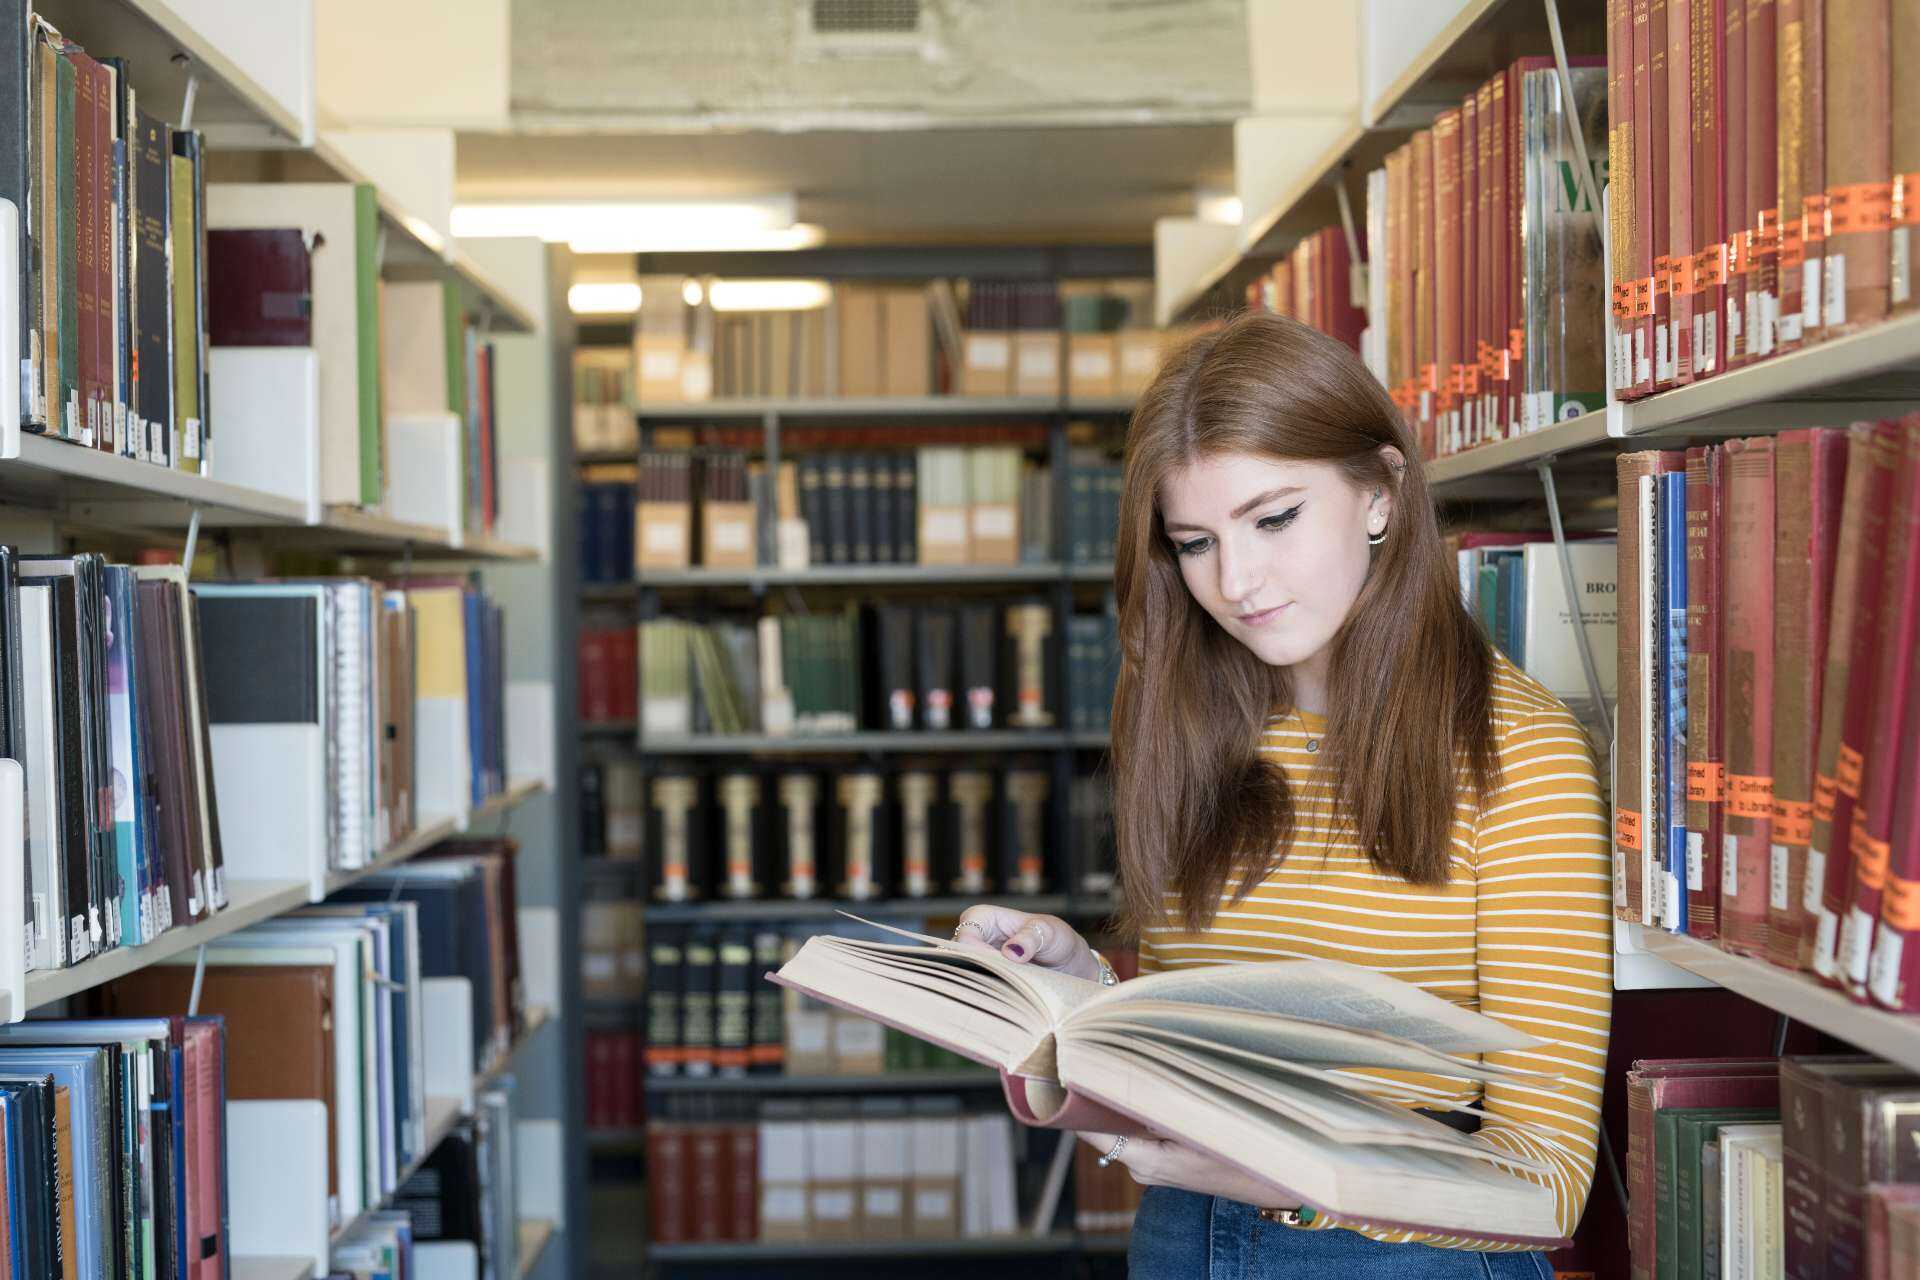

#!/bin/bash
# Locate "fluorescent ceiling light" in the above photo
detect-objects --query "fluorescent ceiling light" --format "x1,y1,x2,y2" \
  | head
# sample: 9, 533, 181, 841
451, 199, 822, 252
707, 279, 834, 312
1195, 190, 1243, 225
682, 278, 706, 307
568, 282, 643, 314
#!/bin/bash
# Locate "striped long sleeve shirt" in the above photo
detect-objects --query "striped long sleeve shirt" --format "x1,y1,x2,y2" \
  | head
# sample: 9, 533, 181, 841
1136, 653, 1614, 1251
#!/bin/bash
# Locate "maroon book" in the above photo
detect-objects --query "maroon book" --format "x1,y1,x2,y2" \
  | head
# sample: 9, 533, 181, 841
1827, 1080, 1920, 1278
728, 1124, 759, 1241
1685, 446, 1723, 937
689, 1125, 728, 1241
647, 1123, 691, 1243
205, 229, 313, 347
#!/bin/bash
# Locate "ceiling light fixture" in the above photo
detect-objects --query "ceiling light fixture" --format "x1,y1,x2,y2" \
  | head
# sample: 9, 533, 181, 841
682, 278, 706, 307
567, 282, 644, 314
451, 199, 824, 253
707, 279, 835, 312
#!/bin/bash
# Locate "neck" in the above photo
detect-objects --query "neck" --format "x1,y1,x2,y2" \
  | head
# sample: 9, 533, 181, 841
1289, 649, 1331, 717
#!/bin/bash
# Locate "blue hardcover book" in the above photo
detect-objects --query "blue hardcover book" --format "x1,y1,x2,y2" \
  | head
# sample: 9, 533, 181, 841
1661, 471, 1689, 932
0, 1091, 23, 1280
0, 1045, 117, 1280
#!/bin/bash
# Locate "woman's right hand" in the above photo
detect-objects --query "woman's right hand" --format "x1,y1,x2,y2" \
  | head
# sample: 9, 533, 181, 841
950, 904, 1106, 983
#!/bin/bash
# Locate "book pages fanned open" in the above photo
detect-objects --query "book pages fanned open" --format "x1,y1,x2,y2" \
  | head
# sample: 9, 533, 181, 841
768, 914, 1570, 1247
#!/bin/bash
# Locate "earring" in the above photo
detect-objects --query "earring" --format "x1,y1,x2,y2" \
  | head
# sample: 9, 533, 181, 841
1367, 524, 1387, 546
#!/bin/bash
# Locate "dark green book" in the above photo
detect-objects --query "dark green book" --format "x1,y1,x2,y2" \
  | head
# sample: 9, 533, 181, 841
1658, 1105, 1779, 1280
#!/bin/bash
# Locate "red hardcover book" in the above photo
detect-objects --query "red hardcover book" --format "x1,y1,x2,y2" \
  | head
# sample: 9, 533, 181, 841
1649, 0, 1674, 388
1800, 0, 1828, 342
585, 1030, 608, 1128
616, 1028, 641, 1128
1868, 676, 1920, 1007
1747, 0, 1781, 362
647, 1123, 691, 1243
1822, 0, 1891, 335
1462, 82, 1482, 446
1796, 426, 1888, 974
1626, 1059, 1781, 1280
1670, 0, 1697, 383
1434, 109, 1462, 456
1837, 415, 1920, 995
1767, 428, 1848, 968
1826, 1080, 1920, 1277
1808, 420, 1904, 978
728, 1124, 759, 1241
1630, 0, 1658, 396
614, 625, 639, 721
578, 628, 612, 722
1726, 0, 1752, 369
1778, 0, 1809, 346
690, 1124, 728, 1241
1413, 129, 1436, 456
1486, 74, 1506, 439
1685, 447, 1723, 937
1694, 0, 1729, 377
1719, 436, 1776, 956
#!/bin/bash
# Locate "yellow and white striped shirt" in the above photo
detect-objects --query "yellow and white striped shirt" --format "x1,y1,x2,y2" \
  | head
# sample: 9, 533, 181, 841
1136, 653, 1613, 1251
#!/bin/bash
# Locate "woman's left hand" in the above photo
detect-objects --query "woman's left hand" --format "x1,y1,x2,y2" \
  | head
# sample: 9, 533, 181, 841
1076, 1130, 1300, 1210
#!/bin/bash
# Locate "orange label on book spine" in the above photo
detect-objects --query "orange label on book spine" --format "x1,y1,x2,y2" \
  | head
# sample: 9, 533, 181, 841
1895, 174, 1920, 226
1779, 218, 1806, 269
1630, 277, 1656, 319
1755, 208, 1781, 258
1508, 328, 1524, 360
1804, 194, 1830, 244
1828, 182, 1895, 235
1695, 245, 1729, 286
1772, 800, 1815, 847
1854, 829, 1893, 890
1616, 809, 1644, 851
1837, 744, 1866, 796
1654, 255, 1674, 295
1688, 761, 1726, 802
1613, 280, 1629, 317
1727, 775, 1775, 819
1884, 875, 1920, 932
1730, 230, 1754, 276
1813, 773, 1839, 823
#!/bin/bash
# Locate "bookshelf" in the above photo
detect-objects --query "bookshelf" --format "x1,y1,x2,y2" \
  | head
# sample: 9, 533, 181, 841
640, 730, 1084, 755
639, 893, 1080, 926
644, 1069, 1002, 1095
643, 1234, 1086, 1263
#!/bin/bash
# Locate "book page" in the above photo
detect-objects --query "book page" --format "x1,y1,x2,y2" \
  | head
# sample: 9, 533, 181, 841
1080, 959, 1540, 1056
833, 913, 1113, 1024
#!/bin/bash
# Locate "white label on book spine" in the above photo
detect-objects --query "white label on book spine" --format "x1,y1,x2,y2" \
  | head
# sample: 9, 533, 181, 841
712, 519, 750, 554
1804, 260, 1822, 328
1896, 229, 1914, 304
1841, 906, 1875, 983
864, 1187, 904, 1217
643, 521, 685, 555
1723, 832, 1740, 898
789, 1014, 828, 1054
923, 510, 967, 547
1770, 844, 1791, 912
641, 349, 680, 381
1687, 833, 1705, 892
1867, 921, 1904, 1006
1812, 910, 1839, 979
966, 336, 1010, 370
972, 507, 1016, 539
913, 1189, 954, 1218
1070, 349, 1112, 379
811, 1191, 854, 1221
1825, 255, 1847, 328
1804, 848, 1827, 914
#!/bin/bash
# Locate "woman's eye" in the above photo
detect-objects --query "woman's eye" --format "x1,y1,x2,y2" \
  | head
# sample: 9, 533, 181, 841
1174, 537, 1212, 557
1257, 505, 1303, 533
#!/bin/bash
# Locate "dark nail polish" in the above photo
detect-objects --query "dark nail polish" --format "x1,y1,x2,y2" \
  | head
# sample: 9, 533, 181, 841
1007, 943, 1026, 958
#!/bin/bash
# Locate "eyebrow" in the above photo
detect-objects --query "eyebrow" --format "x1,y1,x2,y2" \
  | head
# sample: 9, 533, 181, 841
1162, 485, 1304, 534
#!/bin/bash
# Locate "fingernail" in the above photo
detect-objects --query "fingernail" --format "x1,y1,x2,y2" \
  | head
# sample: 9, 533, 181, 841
1006, 943, 1026, 958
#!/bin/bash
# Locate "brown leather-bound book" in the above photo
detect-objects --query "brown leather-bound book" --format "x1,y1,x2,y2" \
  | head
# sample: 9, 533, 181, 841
53, 1085, 76, 1280
1826, 1080, 1920, 1277
205, 229, 312, 347
1412, 129, 1435, 458
646, 1122, 690, 1243
1693, 0, 1728, 377
1806, 420, 1904, 980
1823, 0, 1892, 334
1801, 0, 1829, 342
101, 963, 337, 1202
1433, 108, 1462, 456
1610, 0, 1635, 394
1890, 0, 1920, 313
727, 1123, 758, 1241
1616, 450, 1688, 925
1766, 428, 1849, 969
1726, 0, 1752, 368
1721, 437, 1777, 956
1490, 71, 1513, 436
689, 1124, 727, 1242
1670, 0, 1698, 382
1684, 447, 1723, 937
1461, 87, 1481, 447
1627, 0, 1657, 395
1385, 144, 1412, 423
1779, 0, 1809, 346
1649, 0, 1674, 390
1747, 0, 1781, 362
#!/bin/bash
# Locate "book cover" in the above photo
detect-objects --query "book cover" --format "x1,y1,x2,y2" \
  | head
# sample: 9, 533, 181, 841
1434, 108, 1462, 455
1662, 472, 1690, 927
1826, 1083, 1920, 1277
1649, 0, 1674, 389
1611, 0, 1636, 395
1767, 428, 1848, 968
1800, 0, 1829, 342
1686, 447, 1724, 937
1746, 0, 1781, 362
1720, 437, 1777, 956
1821, 0, 1891, 334
1617, 452, 1685, 923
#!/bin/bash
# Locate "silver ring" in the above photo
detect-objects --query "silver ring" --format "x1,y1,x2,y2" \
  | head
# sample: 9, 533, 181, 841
1096, 1135, 1128, 1168
951, 919, 989, 941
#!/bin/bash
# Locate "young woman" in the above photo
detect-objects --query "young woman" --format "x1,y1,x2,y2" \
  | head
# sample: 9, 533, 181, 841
954, 312, 1613, 1277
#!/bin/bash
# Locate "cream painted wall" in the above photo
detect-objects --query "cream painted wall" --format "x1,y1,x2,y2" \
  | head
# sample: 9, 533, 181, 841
1246, 0, 1360, 116
315, 0, 509, 129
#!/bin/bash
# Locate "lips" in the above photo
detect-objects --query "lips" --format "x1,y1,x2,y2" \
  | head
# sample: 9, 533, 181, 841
1236, 604, 1290, 627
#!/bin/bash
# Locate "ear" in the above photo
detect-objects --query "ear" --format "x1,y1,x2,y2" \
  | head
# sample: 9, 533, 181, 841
1371, 445, 1404, 523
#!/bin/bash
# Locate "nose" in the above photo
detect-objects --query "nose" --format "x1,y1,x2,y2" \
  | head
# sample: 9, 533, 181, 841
1216, 535, 1261, 605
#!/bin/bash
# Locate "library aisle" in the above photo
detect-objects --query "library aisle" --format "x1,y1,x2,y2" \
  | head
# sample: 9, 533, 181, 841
7, 1, 1920, 1279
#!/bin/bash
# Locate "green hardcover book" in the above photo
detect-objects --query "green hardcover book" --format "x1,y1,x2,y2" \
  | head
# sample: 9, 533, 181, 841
55, 49, 75, 439
352, 183, 382, 505
441, 279, 464, 417
167, 150, 198, 472
1673, 1109, 1779, 1280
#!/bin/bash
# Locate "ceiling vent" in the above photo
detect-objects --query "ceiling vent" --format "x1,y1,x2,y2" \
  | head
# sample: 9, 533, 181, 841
797, 0, 937, 59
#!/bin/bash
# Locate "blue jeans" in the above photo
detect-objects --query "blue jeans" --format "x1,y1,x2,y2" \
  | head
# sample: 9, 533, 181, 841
1128, 1187, 1558, 1279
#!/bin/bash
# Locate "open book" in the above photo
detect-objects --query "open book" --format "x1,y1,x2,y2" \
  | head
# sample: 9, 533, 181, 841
769, 916, 1569, 1247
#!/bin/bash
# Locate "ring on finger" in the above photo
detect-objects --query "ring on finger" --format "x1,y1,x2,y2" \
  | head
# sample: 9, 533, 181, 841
1096, 1135, 1129, 1168
952, 919, 990, 941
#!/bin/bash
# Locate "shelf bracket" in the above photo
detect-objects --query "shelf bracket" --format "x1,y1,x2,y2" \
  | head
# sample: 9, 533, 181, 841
182, 506, 202, 579
1535, 459, 1613, 746
1332, 173, 1367, 311
171, 56, 199, 134
187, 943, 207, 1016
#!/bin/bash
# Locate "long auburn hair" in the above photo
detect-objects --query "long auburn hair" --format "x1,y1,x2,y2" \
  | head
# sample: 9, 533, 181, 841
1111, 311, 1499, 939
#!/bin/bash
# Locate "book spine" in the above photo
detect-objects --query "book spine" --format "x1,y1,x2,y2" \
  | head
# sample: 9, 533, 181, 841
1612, 0, 1633, 394
1726, 0, 1752, 369
1810, 421, 1902, 980
1780, 1063, 1827, 1280
1694, 0, 1728, 377
1837, 415, 1920, 995
1801, 0, 1828, 342
1435, 109, 1462, 456
1663, 471, 1691, 927
1747, 0, 1781, 363
1619, 453, 1656, 923
1779, 0, 1810, 346
1891, 0, 1920, 313
1672, 0, 1698, 382
1413, 129, 1436, 455
1721, 437, 1777, 956
1686, 448, 1723, 936
1651, 0, 1676, 389
1631, 0, 1658, 394
1822, 0, 1892, 334
646, 1123, 689, 1243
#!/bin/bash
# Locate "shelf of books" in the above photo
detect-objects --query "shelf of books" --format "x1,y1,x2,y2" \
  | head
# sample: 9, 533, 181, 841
641, 731, 1081, 756
640, 894, 1077, 926
645, 1069, 1002, 1095
641, 563, 1084, 588
636, 395, 1070, 421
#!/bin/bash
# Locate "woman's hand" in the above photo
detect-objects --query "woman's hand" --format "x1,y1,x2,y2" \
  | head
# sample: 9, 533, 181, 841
1075, 1130, 1300, 1210
950, 905, 1105, 983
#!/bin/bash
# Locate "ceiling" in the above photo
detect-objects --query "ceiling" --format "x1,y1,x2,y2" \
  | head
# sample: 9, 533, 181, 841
455, 123, 1235, 245
453, 0, 1247, 247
